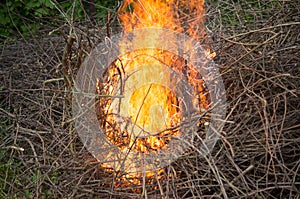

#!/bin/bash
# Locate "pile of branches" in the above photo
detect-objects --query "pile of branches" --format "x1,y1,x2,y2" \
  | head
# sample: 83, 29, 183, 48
1, 0, 299, 198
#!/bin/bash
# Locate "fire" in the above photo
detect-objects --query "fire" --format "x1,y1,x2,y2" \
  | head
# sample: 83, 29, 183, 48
118, 0, 206, 40
118, 0, 182, 34
95, 0, 211, 187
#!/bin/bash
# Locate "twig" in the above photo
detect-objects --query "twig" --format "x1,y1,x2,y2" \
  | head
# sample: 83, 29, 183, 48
225, 22, 300, 39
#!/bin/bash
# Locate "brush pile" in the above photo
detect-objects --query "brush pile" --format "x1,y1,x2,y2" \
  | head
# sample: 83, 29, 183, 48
0, 1, 299, 198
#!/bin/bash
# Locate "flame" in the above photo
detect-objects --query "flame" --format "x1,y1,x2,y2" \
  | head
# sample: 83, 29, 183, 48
206, 48, 217, 59
118, 0, 206, 40
95, 0, 211, 187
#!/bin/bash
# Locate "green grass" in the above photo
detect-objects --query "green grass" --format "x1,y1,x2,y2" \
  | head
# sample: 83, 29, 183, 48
0, 149, 21, 198
0, 0, 119, 41
206, 0, 281, 28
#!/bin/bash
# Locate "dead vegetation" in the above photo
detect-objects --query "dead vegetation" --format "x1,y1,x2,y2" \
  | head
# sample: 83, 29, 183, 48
1, 0, 299, 198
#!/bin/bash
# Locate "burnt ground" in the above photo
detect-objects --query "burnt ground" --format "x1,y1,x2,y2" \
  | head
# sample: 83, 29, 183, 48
1, 1, 300, 198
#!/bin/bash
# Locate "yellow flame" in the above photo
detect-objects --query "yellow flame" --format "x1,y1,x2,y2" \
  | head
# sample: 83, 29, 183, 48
96, 0, 211, 186
118, 0, 206, 40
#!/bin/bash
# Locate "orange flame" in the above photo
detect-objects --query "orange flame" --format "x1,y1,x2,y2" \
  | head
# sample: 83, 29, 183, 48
96, 0, 211, 187
118, 0, 206, 40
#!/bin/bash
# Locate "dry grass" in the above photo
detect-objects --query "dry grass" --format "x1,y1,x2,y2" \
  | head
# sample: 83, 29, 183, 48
1, 0, 300, 198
